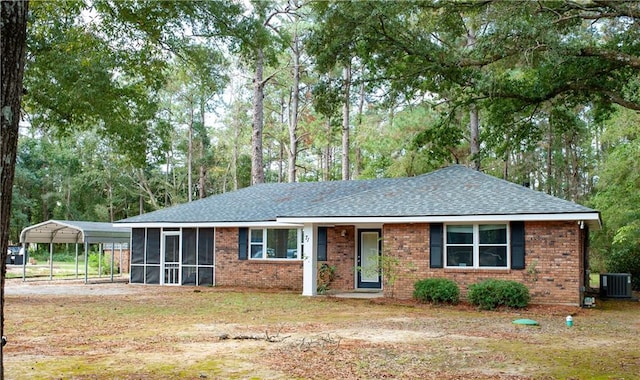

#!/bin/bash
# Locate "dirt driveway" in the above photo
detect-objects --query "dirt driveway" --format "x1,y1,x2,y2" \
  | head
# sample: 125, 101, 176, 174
4, 278, 136, 296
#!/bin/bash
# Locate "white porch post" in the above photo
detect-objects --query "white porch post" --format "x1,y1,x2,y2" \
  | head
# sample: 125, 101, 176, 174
302, 224, 317, 296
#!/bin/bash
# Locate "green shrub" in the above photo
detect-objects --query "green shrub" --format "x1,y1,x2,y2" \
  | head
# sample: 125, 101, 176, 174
29, 249, 76, 263
606, 245, 640, 290
317, 263, 336, 294
88, 252, 117, 275
413, 278, 460, 304
467, 279, 530, 310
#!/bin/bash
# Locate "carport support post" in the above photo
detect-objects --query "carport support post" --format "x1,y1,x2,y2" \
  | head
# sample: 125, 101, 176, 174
84, 243, 89, 284
302, 224, 317, 296
75, 243, 79, 279
49, 242, 53, 280
98, 243, 102, 278
22, 242, 26, 282
110, 242, 115, 282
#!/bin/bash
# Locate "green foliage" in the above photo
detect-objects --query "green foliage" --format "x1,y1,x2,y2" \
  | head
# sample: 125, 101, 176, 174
88, 252, 117, 275
413, 278, 460, 305
589, 108, 640, 289
605, 244, 640, 291
467, 279, 530, 310
379, 254, 404, 298
317, 263, 336, 295
29, 248, 76, 263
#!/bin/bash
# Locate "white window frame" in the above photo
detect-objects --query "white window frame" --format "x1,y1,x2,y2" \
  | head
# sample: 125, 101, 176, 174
249, 228, 302, 260
444, 223, 510, 269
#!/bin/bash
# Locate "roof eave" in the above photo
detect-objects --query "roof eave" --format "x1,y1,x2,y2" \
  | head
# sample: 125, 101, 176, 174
113, 221, 304, 228
276, 212, 602, 229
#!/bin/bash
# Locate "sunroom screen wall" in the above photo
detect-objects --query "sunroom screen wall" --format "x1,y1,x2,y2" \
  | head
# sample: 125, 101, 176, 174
129, 227, 214, 286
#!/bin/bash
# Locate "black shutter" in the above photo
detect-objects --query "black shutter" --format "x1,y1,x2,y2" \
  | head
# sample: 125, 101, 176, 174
317, 227, 328, 261
430, 223, 443, 268
511, 221, 525, 269
238, 227, 248, 260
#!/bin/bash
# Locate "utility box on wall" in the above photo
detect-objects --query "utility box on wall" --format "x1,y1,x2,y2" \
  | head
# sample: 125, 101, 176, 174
600, 273, 632, 298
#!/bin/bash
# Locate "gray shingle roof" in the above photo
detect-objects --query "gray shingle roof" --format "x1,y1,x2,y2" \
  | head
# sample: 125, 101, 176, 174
116, 177, 392, 223
116, 165, 597, 224
285, 165, 595, 218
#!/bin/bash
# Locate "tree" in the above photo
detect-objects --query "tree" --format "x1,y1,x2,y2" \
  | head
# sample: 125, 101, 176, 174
1, 1, 29, 375
590, 107, 640, 289
307, 1, 486, 173
237, 0, 293, 185
308, 1, 640, 182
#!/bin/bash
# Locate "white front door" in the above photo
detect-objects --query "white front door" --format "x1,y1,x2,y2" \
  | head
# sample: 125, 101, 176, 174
162, 233, 180, 285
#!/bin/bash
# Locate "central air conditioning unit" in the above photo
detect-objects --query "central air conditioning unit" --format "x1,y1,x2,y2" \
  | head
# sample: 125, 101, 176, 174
600, 273, 632, 299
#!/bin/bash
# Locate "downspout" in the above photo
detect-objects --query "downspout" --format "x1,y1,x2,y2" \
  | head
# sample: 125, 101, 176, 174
581, 222, 590, 307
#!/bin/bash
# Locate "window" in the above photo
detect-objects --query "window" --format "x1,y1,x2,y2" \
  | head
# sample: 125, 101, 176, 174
250, 228, 301, 260
445, 224, 508, 268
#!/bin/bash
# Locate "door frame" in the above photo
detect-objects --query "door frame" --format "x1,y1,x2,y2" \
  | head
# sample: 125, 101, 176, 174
356, 228, 382, 289
161, 231, 181, 285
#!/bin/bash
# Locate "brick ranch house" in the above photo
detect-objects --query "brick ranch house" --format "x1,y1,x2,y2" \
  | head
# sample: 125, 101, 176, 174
115, 165, 601, 306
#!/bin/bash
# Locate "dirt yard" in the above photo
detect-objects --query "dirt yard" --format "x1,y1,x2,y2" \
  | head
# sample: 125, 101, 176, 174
3, 279, 640, 379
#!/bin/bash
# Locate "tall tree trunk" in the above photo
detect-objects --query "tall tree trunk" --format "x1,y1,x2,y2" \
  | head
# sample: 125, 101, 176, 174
108, 183, 114, 222
467, 26, 481, 171
232, 107, 240, 190
546, 123, 553, 195
187, 101, 194, 202
503, 133, 510, 180
1, 2, 29, 375
287, 33, 301, 183
65, 177, 72, 219
251, 48, 266, 185
278, 143, 284, 183
165, 148, 171, 206
353, 76, 365, 179
324, 119, 332, 181
342, 63, 351, 180
469, 104, 480, 171
198, 99, 206, 199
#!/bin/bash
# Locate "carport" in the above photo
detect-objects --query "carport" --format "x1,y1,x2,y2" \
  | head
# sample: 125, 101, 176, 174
19, 220, 131, 283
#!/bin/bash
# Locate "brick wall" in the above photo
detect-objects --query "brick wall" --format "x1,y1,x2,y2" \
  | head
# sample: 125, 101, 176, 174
214, 227, 357, 292
104, 249, 130, 274
214, 227, 303, 289
383, 221, 584, 305
323, 226, 356, 291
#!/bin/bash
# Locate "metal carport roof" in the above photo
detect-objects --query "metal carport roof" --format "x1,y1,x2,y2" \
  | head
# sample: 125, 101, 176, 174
18, 220, 131, 283
20, 220, 130, 244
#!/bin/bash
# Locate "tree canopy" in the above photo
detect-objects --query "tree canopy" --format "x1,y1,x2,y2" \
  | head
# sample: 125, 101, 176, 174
4, 0, 640, 287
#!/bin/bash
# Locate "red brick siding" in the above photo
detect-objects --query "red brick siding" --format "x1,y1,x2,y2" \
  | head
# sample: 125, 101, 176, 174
323, 226, 356, 291
104, 249, 130, 274
214, 228, 303, 290
383, 221, 584, 305
213, 227, 357, 292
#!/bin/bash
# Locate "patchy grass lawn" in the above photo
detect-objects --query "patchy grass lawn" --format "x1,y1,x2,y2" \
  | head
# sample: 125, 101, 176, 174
4, 281, 640, 379
5, 261, 120, 280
